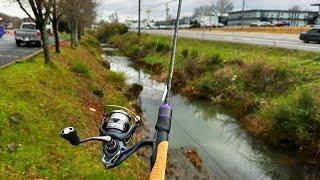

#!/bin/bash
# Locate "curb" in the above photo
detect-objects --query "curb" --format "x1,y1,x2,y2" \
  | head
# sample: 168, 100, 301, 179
0, 39, 69, 69
0, 49, 43, 69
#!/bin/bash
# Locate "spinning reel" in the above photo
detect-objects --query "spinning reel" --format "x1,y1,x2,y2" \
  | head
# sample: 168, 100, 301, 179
61, 105, 163, 168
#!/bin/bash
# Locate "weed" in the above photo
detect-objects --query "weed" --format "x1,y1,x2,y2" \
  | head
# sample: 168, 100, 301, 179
207, 53, 223, 66
106, 71, 126, 88
314, 56, 320, 62
156, 42, 171, 53
181, 49, 189, 58
184, 59, 201, 79
191, 49, 199, 58
71, 61, 91, 77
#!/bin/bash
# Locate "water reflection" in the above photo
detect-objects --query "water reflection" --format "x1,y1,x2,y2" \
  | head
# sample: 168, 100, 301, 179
103, 52, 319, 180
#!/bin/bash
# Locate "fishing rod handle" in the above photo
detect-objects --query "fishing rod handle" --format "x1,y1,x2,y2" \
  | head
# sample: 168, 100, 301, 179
149, 141, 169, 180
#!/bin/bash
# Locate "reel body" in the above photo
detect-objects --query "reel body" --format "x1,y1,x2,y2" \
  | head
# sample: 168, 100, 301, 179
61, 107, 153, 168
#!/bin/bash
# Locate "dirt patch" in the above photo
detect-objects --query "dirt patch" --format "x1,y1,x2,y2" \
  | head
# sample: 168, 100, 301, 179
184, 147, 203, 170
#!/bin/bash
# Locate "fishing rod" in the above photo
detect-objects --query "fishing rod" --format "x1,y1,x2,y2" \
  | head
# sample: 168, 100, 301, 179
60, 0, 182, 179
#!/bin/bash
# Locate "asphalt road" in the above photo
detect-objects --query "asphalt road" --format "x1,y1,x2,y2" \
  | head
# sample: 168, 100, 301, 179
143, 30, 320, 52
0, 34, 43, 67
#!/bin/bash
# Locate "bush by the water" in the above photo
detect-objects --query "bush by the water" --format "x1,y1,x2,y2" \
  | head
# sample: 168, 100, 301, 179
95, 23, 128, 43
260, 85, 320, 149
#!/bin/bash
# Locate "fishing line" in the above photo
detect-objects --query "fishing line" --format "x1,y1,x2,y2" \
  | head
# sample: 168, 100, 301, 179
172, 110, 231, 178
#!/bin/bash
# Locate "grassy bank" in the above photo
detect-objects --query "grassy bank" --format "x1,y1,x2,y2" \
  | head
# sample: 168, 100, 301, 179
110, 32, 320, 158
0, 36, 147, 179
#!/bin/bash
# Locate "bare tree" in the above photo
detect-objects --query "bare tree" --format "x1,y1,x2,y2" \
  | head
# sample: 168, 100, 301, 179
15, 0, 53, 64
109, 13, 118, 23
62, 0, 97, 48
193, 5, 212, 17
288, 5, 301, 26
212, 0, 234, 16
78, 0, 97, 40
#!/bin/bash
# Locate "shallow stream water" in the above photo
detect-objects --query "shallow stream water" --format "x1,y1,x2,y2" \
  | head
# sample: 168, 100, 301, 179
103, 51, 319, 180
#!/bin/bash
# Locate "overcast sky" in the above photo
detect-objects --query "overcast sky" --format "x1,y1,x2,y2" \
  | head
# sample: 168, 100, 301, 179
1, 0, 320, 21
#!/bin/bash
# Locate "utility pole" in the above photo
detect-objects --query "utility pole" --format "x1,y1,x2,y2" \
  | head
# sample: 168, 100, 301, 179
166, 3, 170, 20
138, 0, 141, 37
166, 3, 170, 29
146, 9, 151, 23
241, 0, 246, 30
115, 11, 118, 23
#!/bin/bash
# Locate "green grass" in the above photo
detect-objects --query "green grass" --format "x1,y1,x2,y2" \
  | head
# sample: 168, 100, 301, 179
71, 60, 92, 77
111, 32, 320, 154
0, 38, 147, 179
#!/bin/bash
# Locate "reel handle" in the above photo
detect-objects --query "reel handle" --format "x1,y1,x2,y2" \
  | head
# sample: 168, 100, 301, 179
61, 127, 80, 146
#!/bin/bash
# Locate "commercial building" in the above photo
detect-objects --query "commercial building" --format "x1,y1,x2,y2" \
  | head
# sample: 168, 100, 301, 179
311, 3, 320, 25
228, 9, 318, 26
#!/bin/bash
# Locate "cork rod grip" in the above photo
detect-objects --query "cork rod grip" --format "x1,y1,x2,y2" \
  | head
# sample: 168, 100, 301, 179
149, 141, 169, 180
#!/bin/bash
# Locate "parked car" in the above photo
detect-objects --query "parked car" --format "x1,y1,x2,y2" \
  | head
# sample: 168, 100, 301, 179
250, 21, 273, 27
15, 22, 42, 47
299, 28, 320, 43
0, 25, 5, 38
274, 21, 290, 27
250, 21, 259, 27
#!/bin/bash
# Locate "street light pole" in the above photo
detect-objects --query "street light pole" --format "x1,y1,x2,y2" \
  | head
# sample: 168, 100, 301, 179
138, 0, 141, 37
241, 0, 246, 30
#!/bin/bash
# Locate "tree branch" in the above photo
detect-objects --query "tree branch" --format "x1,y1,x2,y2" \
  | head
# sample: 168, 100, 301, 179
15, 0, 35, 22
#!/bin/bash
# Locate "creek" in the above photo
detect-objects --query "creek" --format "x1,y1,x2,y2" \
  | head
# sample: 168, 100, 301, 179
103, 50, 318, 180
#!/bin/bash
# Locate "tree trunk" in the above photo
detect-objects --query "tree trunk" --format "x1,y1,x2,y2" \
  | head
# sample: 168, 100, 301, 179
53, 15, 60, 53
78, 26, 82, 41
40, 23, 51, 64
75, 23, 78, 46
69, 22, 75, 49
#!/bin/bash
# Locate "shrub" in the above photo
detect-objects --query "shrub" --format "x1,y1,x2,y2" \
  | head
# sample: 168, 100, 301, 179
191, 49, 199, 58
242, 61, 289, 94
181, 49, 189, 58
314, 56, 320, 62
155, 42, 171, 53
71, 61, 91, 77
95, 23, 128, 43
260, 86, 320, 146
92, 85, 104, 97
81, 35, 100, 49
126, 44, 141, 58
184, 59, 201, 79
207, 53, 223, 66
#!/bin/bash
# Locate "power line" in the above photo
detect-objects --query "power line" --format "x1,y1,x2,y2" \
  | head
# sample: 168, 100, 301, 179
108, 0, 177, 16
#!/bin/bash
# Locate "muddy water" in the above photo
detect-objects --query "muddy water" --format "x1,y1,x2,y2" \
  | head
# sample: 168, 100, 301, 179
103, 52, 319, 180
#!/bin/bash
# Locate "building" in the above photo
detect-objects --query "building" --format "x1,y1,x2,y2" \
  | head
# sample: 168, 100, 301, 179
228, 9, 318, 26
195, 13, 228, 27
311, 3, 320, 25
